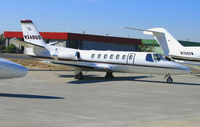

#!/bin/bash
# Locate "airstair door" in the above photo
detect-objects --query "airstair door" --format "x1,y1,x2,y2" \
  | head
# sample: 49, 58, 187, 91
126, 53, 135, 64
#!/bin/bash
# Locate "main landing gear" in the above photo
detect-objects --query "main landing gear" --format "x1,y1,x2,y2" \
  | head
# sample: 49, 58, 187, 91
164, 73, 173, 83
75, 71, 83, 80
74, 71, 114, 80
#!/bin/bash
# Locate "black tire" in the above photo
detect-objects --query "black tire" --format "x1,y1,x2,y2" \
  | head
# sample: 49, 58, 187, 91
75, 72, 83, 80
105, 72, 114, 78
167, 77, 173, 83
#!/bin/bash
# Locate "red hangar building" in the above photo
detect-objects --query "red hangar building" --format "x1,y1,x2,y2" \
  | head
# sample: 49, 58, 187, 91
4, 31, 141, 53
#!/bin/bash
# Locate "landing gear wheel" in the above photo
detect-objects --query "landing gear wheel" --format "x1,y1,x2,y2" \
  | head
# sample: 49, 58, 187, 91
166, 76, 173, 83
105, 72, 114, 78
164, 73, 173, 83
75, 71, 83, 80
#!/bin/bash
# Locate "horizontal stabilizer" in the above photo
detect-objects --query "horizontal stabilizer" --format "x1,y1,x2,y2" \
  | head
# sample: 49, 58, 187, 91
11, 38, 51, 57
10, 38, 45, 48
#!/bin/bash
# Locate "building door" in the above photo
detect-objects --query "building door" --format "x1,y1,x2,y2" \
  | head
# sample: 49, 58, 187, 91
126, 53, 135, 64
21, 46, 24, 53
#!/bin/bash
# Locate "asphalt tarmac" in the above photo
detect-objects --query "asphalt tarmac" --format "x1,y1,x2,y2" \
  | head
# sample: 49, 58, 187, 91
0, 53, 35, 60
0, 70, 200, 127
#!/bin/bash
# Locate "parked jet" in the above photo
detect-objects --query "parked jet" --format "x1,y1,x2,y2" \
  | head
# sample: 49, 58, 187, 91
123, 27, 200, 63
0, 58, 28, 79
11, 20, 191, 83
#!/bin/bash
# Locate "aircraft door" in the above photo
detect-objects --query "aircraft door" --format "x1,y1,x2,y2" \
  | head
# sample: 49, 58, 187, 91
127, 53, 135, 64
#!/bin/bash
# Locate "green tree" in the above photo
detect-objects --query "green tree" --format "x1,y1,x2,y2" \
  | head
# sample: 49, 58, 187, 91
138, 43, 153, 52
0, 33, 5, 51
5, 43, 16, 53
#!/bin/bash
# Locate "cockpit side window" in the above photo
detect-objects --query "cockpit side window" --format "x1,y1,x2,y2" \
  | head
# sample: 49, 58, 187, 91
146, 54, 154, 62
153, 54, 164, 61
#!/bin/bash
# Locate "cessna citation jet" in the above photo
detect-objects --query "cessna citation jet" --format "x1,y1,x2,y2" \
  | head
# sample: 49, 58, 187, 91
0, 58, 28, 79
11, 20, 191, 83
123, 27, 200, 63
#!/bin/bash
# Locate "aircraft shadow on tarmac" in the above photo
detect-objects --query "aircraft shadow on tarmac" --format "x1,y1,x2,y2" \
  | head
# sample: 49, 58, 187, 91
133, 80, 200, 86
64, 75, 200, 86
0, 93, 64, 99
67, 75, 152, 84
58, 74, 98, 78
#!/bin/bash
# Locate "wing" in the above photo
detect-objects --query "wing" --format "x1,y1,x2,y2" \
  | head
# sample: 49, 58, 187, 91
42, 60, 113, 72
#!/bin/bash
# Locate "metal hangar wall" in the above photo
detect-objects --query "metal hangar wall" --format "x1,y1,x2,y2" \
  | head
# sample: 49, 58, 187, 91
4, 31, 141, 52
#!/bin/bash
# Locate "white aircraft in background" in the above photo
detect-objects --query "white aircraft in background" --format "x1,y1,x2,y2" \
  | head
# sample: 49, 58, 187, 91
123, 27, 200, 63
0, 58, 28, 79
11, 20, 191, 83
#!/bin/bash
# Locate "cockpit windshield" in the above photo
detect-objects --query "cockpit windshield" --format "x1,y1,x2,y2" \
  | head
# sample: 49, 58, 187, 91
153, 54, 164, 61
146, 53, 165, 62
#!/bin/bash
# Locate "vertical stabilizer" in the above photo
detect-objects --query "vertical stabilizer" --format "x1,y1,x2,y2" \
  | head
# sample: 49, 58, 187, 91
20, 20, 50, 57
21, 20, 47, 47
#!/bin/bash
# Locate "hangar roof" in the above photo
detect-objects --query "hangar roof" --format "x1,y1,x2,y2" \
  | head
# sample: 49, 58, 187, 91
4, 31, 141, 45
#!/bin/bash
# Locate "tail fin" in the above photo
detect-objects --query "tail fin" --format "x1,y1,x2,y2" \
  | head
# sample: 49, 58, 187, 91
20, 20, 50, 57
143, 28, 184, 56
21, 20, 47, 47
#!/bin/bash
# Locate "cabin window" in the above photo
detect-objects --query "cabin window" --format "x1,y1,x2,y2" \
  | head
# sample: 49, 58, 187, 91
116, 55, 120, 59
110, 54, 114, 59
104, 54, 108, 59
122, 55, 126, 60
98, 54, 101, 59
91, 54, 95, 59
146, 54, 153, 62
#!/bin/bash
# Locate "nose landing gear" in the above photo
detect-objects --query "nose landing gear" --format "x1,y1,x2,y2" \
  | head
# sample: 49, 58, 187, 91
164, 74, 173, 83
166, 76, 173, 83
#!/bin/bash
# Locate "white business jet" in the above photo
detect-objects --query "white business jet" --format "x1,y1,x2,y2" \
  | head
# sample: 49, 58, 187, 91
123, 27, 200, 63
11, 20, 191, 83
0, 58, 28, 79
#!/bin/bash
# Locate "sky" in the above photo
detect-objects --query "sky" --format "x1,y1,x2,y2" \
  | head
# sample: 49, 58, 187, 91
0, 0, 200, 42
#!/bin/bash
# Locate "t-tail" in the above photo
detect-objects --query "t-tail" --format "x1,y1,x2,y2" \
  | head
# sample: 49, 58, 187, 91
20, 20, 50, 57
21, 20, 47, 47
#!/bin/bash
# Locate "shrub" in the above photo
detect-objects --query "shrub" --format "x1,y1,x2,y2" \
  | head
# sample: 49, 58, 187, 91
5, 44, 16, 53
138, 43, 153, 52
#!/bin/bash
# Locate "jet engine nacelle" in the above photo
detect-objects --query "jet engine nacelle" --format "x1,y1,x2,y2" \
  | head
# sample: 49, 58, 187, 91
57, 51, 80, 60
